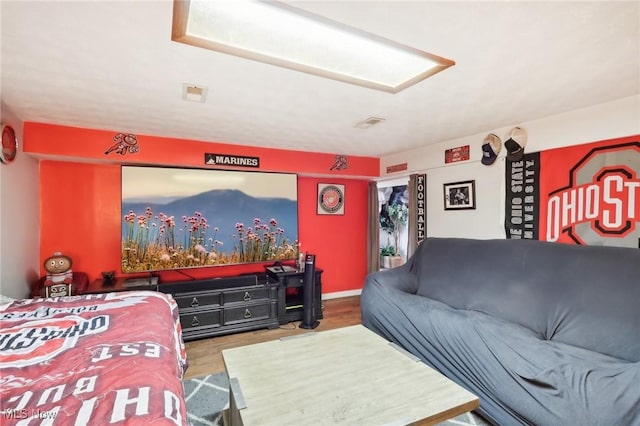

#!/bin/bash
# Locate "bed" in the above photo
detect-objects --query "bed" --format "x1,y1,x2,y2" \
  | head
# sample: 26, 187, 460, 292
0, 291, 188, 425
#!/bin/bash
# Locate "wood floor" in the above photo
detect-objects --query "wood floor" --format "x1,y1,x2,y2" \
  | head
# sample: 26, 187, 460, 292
183, 296, 362, 379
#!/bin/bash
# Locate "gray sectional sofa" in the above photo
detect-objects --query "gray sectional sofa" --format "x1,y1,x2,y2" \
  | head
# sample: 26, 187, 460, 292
361, 237, 640, 425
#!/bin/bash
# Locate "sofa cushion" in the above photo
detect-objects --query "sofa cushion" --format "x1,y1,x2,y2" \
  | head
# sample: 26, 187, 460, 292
413, 238, 640, 362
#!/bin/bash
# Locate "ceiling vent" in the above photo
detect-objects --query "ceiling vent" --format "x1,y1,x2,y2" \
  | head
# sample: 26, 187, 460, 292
355, 116, 386, 129
182, 84, 208, 103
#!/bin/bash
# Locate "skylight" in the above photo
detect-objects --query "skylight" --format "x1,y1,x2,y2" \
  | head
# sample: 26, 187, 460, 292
172, 0, 454, 93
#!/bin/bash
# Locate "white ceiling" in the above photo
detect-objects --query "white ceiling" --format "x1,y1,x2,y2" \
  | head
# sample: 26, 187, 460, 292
1, 1, 639, 158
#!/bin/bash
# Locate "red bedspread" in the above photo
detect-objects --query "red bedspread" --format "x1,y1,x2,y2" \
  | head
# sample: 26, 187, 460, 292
0, 291, 188, 425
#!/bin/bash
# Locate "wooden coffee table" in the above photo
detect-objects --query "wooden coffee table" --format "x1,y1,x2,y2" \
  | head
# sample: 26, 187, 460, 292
222, 325, 479, 425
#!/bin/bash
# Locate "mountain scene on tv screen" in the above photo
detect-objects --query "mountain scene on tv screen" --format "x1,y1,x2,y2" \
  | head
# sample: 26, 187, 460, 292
121, 189, 298, 272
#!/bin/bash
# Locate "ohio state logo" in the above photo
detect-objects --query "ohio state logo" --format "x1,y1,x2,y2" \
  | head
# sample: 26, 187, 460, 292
546, 142, 640, 245
0, 315, 109, 368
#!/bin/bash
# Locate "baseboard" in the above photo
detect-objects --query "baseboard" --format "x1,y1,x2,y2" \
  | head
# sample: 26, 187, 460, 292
322, 289, 362, 300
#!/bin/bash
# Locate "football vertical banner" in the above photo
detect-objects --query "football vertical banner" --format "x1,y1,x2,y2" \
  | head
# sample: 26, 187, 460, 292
505, 152, 541, 239
415, 174, 427, 245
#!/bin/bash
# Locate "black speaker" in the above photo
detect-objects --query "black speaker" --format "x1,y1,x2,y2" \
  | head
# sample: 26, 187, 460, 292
299, 253, 319, 329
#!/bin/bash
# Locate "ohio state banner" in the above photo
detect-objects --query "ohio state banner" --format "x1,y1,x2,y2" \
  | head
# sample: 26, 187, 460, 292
506, 135, 640, 247
505, 152, 541, 240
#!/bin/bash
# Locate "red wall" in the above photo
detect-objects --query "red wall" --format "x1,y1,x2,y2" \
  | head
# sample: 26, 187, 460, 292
297, 177, 370, 294
27, 123, 378, 294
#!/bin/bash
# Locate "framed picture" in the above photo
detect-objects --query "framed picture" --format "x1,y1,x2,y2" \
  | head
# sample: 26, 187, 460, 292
443, 180, 476, 210
317, 183, 345, 215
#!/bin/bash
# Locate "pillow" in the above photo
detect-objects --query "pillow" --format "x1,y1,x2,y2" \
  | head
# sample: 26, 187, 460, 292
0, 294, 16, 303
0, 293, 17, 310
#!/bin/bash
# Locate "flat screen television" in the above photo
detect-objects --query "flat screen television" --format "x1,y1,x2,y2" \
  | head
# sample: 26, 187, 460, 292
121, 166, 298, 273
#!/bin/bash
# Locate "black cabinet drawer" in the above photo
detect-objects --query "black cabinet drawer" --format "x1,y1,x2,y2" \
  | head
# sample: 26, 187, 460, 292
223, 288, 270, 304
224, 303, 273, 325
180, 310, 221, 330
174, 292, 221, 309
162, 273, 281, 341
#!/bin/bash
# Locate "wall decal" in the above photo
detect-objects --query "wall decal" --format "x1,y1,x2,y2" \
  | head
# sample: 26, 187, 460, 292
204, 153, 260, 168
329, 155, 348, 171
104, 133, 139, 156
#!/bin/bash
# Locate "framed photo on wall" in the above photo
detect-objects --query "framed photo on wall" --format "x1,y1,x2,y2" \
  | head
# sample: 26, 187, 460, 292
317, 183, 345, 215
443, 180, 476, 210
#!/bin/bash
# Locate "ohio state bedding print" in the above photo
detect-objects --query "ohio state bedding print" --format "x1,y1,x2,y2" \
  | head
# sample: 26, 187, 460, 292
506, 135, 640, 247
0, 291, 188, 425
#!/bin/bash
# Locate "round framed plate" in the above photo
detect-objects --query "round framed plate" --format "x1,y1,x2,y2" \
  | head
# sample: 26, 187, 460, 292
318, 184, 345, 214
1, 124, 18, 164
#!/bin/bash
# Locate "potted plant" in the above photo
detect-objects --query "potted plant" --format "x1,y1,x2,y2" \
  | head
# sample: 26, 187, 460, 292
379, 245, 396, 269
387, 203, 408, 266
379, 202, 408, 268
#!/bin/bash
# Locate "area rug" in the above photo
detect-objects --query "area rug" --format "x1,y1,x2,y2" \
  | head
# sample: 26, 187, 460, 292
184, 373, 230, 426
184, 372, 490, 426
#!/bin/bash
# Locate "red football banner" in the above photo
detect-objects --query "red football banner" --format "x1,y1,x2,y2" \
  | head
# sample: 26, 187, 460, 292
507, 135, 640, 247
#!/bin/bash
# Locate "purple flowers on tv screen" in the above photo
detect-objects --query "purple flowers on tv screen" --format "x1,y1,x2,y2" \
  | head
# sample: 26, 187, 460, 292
121, 166, 299, 273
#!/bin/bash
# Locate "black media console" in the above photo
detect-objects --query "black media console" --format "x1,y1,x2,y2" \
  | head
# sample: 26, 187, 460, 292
157, 269, 323, 341
158, 274, 279, 341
